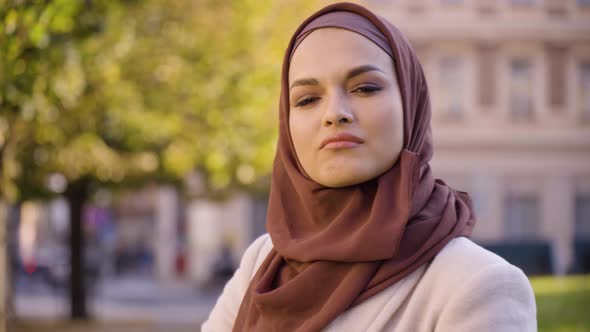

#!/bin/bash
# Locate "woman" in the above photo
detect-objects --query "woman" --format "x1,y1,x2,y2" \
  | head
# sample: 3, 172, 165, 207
202, 2, 537, 331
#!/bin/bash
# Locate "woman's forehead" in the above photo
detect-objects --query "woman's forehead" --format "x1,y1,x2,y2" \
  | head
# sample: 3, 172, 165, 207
288, 28, 393, 82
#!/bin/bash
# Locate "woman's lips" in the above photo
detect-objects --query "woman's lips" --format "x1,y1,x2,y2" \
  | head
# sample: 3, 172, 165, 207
322, 141, 362, 149
320, 133, 364, 150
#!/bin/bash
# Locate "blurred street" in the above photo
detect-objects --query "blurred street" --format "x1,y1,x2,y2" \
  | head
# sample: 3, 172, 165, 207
14, 321, 197, 332
14, 273, 221, 330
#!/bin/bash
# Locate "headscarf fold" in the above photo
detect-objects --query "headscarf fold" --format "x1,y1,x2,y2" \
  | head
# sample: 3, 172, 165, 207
233, 2, 476, 331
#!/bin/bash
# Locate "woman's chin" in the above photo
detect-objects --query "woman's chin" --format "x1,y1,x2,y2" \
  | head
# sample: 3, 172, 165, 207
314, 167, 374, 188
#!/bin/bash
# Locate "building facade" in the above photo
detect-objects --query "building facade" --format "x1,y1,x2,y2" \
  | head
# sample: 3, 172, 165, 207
361, 0, 590, 274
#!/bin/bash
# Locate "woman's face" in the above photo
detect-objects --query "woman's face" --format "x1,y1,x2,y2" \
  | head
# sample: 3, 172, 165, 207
288, 28, 404, 188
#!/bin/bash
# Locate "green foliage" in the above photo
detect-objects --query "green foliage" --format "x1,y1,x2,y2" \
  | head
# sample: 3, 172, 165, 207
531, 275, 590, 332
1, 0, 131, 200
0, 0, 320, 201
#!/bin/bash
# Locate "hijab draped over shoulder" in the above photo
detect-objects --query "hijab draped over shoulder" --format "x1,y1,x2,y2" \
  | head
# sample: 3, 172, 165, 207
233, 2, 476, 331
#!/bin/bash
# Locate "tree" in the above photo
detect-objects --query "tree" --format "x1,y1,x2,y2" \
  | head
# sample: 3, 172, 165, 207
1, 0, 159, 320
1, 0, 319, 321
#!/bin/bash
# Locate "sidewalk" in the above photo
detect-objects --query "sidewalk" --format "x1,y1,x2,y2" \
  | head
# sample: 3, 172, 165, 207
14, 275, 222, 331
14, 320, 200, 332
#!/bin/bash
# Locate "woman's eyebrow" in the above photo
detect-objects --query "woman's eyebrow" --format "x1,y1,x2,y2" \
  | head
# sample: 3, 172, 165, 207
345, 64, 384, 80
289, 65, 385, 91
290, 78, 319, 90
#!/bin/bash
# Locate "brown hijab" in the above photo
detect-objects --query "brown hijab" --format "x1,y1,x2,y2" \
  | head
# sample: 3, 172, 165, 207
233, 2, 476, 331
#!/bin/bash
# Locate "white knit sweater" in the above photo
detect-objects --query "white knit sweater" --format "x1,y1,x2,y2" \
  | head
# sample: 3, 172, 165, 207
202, 234, 537, 332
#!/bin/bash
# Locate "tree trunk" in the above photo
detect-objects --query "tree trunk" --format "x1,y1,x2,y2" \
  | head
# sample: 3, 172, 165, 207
65, 179, 90, 320
0, 201, 7, 332
5, 204, 17, 332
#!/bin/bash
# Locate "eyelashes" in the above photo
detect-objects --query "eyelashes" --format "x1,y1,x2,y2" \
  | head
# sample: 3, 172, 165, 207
295, 96, 321, 107
293, 85, 383, 108
352, 85, 382, 94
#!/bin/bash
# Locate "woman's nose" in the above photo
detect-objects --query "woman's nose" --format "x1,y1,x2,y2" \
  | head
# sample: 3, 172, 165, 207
322, 92, 354, 126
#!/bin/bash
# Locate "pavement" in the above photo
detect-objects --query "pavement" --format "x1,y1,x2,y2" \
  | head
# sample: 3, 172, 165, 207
13, 320, 201, 332
13, 274, 223, 331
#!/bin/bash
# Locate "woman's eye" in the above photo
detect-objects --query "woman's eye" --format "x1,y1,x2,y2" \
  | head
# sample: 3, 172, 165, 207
352, 85, 381, 94
295, 96, 321, 107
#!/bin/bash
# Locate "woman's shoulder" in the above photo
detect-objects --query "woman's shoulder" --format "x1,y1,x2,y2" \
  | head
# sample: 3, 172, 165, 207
430, 237, 527, 282
245, 232, 273, 257
241, 233, 273, 279
421, 237, 537, 331
426, 236, 534, 295
433, 237, 515, 273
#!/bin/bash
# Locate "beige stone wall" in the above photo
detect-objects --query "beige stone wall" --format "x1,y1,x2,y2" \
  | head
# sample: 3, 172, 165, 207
363, 0, 590, 274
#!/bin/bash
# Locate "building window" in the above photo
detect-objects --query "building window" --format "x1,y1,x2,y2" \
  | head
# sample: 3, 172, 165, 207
408, 0, 426, 14
478, 0, 497, 15
477, 43, 498, 107
579, 61, 590, 121
511, 0, 535, 5
545, 0, 568, 16
546, 45, 567, 108
365, 0, 396, 5
575, 194, 590, 236
504, 193, 539, 239
438, 56, 465, 119
509, 58, 535, 120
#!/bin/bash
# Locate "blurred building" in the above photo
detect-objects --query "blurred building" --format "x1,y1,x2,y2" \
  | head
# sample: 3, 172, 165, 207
363, 0, 590, 275
110, 184, 267, 287
186, 193, 266, 286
